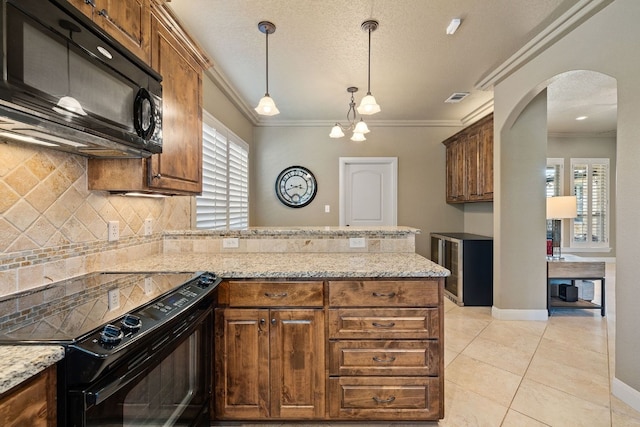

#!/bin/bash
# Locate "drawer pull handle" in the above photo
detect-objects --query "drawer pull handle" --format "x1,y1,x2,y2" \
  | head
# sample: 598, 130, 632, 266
372, 291, 396, 298
372, 356, 397, 363
372, 396, 396, 404
264, 292, 288, 298
372, 322, 396, 328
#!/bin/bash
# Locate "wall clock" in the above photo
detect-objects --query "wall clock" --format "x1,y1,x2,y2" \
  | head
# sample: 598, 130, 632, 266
275, 166, 318, 208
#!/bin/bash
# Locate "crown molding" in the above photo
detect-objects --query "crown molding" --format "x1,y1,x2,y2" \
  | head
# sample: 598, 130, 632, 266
204, 68, 260, 126
475, 0, 614, 90
548, 130, 617, 139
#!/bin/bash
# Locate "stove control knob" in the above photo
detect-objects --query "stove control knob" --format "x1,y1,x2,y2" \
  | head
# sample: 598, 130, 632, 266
121, 314, 142, 333
99, 324, 124, 346
197, 272, 217, 288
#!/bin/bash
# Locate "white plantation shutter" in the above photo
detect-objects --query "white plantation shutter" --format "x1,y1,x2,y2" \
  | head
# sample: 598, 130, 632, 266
196, 111, 249, 230
570, 158, 609, 247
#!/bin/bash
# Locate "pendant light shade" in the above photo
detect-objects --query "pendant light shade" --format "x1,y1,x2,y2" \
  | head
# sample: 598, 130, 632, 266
357, 20, 381, 116
350, 132, 366, 142
354, 119, 370, 134
330, 125, 345, 138
255, 21, 279, 116
255, 95, 279, 116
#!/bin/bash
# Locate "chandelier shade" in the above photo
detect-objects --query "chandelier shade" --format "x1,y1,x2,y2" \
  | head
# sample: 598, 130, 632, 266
329, 86, 370, 141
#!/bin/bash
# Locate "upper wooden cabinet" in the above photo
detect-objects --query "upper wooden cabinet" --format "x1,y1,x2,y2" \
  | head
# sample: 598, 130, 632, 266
87, 2, 210, 195
442, 113, 493, 203
67, 0, 151, 63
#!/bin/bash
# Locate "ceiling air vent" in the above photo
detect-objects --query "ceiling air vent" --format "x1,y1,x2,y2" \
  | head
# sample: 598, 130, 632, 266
444, 92, 470, 103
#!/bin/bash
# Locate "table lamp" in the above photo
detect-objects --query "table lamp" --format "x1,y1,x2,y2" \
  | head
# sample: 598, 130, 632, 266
546, 196, 577, 260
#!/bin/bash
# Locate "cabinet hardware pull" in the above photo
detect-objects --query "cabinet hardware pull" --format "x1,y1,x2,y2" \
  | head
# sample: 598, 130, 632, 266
152, 173, 162, 180
260, 318, 266, 325
271, 318, 276, 325
264, 292, 288, 298
372, 356, 397, 363
372, 291, 396, 298
84, 0, 96, 7
372, 396, 396, 404
372, 322, 395, 328
98, 8, 109, 19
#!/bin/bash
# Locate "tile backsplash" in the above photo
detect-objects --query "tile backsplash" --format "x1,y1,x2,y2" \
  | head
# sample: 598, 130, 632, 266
0, 143, 192, 297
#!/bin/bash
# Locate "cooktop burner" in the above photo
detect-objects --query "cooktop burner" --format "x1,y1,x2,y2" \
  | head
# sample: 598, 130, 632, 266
0, 271, 218, 344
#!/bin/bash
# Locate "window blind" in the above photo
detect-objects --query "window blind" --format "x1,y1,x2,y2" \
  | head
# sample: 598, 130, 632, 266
570, 158, 609, 247
196, 111, 249, 230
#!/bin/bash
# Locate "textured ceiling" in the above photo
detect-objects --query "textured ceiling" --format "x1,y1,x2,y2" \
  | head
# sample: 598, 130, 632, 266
167, 0, 616, 134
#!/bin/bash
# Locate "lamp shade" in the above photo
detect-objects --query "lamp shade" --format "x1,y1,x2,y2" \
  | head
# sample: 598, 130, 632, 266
546, 196, 577, 219
350, 132, 366, 142
357, 94, 381, 115
329, 125, 345, 138
254, 95, 280, 116
354, 119, 370, 134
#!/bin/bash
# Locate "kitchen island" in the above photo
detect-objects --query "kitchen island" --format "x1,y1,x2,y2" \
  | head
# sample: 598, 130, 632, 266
1, 228, 448, 423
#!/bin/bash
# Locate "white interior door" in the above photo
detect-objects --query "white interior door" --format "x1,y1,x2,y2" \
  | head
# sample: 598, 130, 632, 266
339, 157, 398, 226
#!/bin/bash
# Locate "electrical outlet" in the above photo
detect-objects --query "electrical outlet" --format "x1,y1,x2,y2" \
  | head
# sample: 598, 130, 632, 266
108, 288, 120, 311
108, 221, 119, 241
144, 277, 153, 295
222, 237, 239, 248
349, 237, 366, 248
144, 218, 153, 236
324, 204, 330, 213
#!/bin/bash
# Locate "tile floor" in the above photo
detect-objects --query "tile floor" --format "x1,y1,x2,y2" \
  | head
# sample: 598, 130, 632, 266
215, 263, 640, 427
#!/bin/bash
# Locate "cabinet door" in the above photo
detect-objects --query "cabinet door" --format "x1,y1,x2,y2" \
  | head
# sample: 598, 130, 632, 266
270, 309, 325, 419
478, 119, 494, 199
149, 16, 203, 194
0, 366, 56, 427
214, 308, 269, 419
93, 0, 151, 63
465, 129, 481, 200
445, 137, 465, 203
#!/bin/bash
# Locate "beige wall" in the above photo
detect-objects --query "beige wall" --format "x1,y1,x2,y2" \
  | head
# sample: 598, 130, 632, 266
250, 125, 466, 257
493, 0, 639, 404
202, 72, 254, 145
547, 134, 617, 257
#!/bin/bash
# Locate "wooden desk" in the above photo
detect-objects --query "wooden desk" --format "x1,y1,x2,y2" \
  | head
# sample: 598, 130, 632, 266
547, 261, 606, 316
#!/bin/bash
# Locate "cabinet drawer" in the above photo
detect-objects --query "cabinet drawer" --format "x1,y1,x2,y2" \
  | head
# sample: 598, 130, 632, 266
228, 281, 323, 307
329, 340, 439, 376
329, 280, 439, 307
328, 309, 439, 339
329, 376, 442, 420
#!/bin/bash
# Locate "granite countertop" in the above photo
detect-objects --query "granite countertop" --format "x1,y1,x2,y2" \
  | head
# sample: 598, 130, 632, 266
164, 225, 420, 238
108, 252, 449, 278
0, 345, 64, 395
0, 251, 447, 396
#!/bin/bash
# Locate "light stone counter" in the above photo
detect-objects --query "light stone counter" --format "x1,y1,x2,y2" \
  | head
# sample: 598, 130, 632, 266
0, 345, 64, 395
108, 252, 449, 278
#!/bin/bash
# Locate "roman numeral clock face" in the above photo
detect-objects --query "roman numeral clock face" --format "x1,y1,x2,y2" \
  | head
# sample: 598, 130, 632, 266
275, 166, 318, 208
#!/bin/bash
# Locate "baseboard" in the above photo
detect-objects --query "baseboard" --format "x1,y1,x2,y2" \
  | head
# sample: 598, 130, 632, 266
612, 377, 640, 413
491, 306, 549, 321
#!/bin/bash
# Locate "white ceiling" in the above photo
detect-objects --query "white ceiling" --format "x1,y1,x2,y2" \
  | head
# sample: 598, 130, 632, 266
167, 0, 617, 135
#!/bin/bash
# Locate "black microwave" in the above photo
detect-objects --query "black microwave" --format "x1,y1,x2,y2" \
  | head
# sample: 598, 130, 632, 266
0, 0, 162, 158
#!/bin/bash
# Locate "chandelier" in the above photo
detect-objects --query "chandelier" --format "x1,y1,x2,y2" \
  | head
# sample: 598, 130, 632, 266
329, 19, 380, 141
329, 87, 370, 141
254, 21, 279, 116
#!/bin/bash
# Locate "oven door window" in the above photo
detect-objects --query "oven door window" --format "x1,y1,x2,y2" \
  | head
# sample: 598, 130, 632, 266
83, 330, 207, 426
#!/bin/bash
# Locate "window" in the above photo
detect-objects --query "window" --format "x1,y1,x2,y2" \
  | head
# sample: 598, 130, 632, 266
570, 158, 609, 248
196, 111, 249, 230
546, 158, 564, 197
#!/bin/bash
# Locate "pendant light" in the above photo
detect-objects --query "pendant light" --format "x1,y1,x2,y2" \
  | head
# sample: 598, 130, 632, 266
357, 19, 381, 115
53, 20, 87, 117
254, 21, 280, 116
329, 87, 370, 141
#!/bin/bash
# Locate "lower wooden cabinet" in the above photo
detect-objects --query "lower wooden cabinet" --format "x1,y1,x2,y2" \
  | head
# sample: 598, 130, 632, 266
0, 365, 57, 427
213, 278, 444, 422
214, 302, 325, 419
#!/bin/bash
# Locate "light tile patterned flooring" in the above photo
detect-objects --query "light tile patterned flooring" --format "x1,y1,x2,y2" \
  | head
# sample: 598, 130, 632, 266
214, 263, 640, 427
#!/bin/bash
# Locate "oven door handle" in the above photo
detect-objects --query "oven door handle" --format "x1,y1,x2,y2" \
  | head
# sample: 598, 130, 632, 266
85, 365, 149, 407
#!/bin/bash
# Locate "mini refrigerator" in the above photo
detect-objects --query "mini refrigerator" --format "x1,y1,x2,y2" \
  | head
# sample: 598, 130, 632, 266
430, 232, 493, 306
